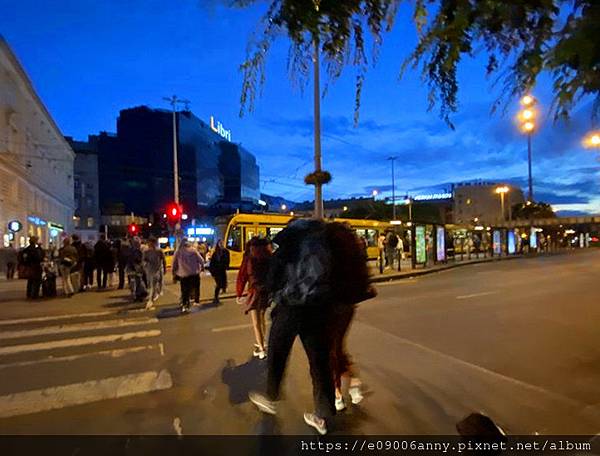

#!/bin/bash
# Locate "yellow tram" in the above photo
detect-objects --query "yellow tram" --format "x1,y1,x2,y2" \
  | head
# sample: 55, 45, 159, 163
215, 213, 390, 268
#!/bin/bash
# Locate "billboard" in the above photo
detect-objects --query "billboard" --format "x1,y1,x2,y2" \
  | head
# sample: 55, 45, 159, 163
493, 230, 502, 256
436, 226, 445, 261
507, 230, 516, 254
530, 228, 538, 249
415, 226, 426, 264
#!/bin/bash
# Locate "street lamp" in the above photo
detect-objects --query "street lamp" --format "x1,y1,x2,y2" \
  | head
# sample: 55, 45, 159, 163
582, 130, 600, 149
281, 204, 287, 212
517, 94, 538, 202
495, 185, 510, 221
372, 189, 378, 201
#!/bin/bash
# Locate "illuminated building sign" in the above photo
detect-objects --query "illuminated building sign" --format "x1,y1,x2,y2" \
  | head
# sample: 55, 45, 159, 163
186, 227, 215, 237
413, 192, 452, 201
8, 220, 22, 232
27, 216, 46, 226
210, 116, 231, 141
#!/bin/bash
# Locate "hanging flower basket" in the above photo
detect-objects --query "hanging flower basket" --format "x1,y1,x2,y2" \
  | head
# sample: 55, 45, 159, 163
304, 170, 332, 186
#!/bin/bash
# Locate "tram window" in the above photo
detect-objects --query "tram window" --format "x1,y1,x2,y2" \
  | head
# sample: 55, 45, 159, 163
355, 229, 378, 247
227, 225, 242, 252
266, 227, 283, 240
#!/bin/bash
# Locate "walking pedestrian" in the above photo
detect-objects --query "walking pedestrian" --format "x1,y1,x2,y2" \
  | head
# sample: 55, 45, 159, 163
172, 239, 204, 313
58, 237, 78, 298
19, 236, 45, 299
248, 219, 336, 435
94, 235, 113, 289
2, 243, 18, 279
209, 240, 230, 305
142, 237, 166, 310
377, 233, 386, 273
126, 237, 146, 301
236, 237, 272, 359
324, 222, 375, 412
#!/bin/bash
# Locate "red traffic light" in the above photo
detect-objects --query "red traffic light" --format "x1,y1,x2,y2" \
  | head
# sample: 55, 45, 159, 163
128, 224, 138, 234
167, 203, 182, 221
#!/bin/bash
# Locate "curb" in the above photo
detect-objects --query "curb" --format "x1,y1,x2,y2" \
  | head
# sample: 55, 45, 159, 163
370, 254, 527, 283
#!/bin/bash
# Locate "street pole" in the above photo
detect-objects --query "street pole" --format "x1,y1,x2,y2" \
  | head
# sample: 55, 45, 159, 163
313, 38, 324, 220
500, 192, 505, 221
388, 156, 397, 220
163, 95, 190, 249
527, 133, 533, 202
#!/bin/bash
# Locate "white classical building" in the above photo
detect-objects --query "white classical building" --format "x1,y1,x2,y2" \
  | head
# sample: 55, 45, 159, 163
0, 36, 75, 249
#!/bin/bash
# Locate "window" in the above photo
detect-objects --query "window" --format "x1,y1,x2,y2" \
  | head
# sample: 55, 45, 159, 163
266, 227, 283, 240
466, 198, 472, 205
87, 217, 94, 228
73, 216, 80, 228
355, 229, 378, 247
227, 224, 242, 252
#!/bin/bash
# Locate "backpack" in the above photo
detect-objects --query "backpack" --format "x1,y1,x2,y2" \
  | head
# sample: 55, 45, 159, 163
270, 219, 333, 307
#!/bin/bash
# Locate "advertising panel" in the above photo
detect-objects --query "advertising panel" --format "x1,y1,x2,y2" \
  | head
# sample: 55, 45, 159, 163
507, 230, 516, 255
436, 226, 445, 262
530, 228, 538, 249
415, 226, 426, 264
493, 230, 502, 256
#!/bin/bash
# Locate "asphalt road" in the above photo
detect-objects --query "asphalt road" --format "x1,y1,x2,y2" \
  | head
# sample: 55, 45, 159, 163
0, 250, 599, 435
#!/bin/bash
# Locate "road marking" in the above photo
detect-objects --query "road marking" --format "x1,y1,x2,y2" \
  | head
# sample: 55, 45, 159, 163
375, 279, 418, 287
159, 342, 165, 356
211, 323, 253, 333
0, 330, 161, 356
455, 291, 498, 300
0, 317, 158, 340
0, 344, 160, 369
0, 310, 115, 326
0, 369, 173, 418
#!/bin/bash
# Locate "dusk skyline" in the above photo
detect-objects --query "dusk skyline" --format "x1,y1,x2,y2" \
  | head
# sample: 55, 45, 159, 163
1, 0, 598, 213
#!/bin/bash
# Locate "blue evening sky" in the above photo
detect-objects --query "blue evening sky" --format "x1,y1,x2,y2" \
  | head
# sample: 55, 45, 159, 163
1, 0, 598, 214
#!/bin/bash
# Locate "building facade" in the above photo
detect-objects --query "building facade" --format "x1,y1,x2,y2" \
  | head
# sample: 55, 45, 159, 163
66, 136, 101, 242
452, 182, 525, 224
0, 36, 74, 249
87, 106, 260, 220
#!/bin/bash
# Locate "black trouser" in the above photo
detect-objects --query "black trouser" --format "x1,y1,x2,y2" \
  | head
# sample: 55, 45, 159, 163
180, 274, 199, 308
83, 264, 95, 288
266, 304, 335, 419
6, 262, 16, 280
213, 271, 226, 302
26, 277, 42, 298
118, 265, 125, 289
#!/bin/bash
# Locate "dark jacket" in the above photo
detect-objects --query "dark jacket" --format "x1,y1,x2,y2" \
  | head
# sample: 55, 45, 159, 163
94, 240, 114, 269
19, 244, 45, 279
209, 248, 230, 275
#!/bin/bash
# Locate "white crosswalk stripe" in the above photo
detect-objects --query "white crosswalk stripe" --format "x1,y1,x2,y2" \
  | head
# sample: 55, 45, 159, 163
0, 311, 172, 418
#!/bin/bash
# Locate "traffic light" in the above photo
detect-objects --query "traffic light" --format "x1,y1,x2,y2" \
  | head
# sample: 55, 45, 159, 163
167, 203, 182, 222
128, 223, 138, 235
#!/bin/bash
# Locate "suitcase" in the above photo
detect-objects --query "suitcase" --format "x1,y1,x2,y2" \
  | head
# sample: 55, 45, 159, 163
42, 274, 57, 298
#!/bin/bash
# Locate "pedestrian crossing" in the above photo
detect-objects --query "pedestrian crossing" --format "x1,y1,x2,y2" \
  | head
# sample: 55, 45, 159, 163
0, 310, 172, 419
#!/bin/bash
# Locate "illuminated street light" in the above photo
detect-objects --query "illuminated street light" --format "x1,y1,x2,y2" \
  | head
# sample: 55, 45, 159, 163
495, 186, 510, 221
281, 204, 287, 211
343, 206, 348, 212
520, 95, 534, 106
517, 94, 538, 202
582, 131, 600, 149
372, 190, 378, 196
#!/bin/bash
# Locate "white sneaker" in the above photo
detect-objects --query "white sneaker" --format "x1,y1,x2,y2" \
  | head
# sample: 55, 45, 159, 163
303, 412, 327, 435
253, 347, 266, 360
249, 392, 276, 415
145, 301, 154, 310
335, 397, 346, 411
349, 386, 364, 404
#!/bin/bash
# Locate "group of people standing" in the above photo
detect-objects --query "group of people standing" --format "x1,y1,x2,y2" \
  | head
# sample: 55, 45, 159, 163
378, 229, 404, 272
235, 219, 375, 435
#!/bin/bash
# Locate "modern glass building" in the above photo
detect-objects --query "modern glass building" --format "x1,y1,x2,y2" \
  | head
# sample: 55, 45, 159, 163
89, 106, 259, 219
